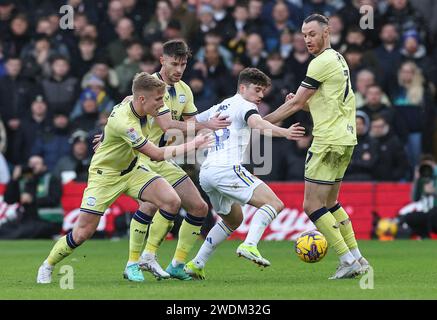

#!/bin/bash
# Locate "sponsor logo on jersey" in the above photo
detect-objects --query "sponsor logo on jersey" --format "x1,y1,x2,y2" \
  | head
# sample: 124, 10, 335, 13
126, 128, 139, 142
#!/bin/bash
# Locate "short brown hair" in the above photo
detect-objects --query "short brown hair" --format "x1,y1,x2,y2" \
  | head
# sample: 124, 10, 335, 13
163, 39, 192, 59
237, 68, 271, 88
132, 72, 165, 95
304, 13, 329, 26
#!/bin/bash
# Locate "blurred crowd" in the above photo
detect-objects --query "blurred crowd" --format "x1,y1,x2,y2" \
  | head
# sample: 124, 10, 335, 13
0, 0, 436, 187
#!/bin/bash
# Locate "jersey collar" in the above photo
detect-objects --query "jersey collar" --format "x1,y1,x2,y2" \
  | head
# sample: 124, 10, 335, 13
129, 101, 147, 124
156, 72, 176, 98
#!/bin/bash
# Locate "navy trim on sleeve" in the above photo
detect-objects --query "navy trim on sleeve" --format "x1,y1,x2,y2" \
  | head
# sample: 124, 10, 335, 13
157, 109, 171, 116
133, 139, 148, 150
244, 109, 259, 123
301, 76, 321, 89
182, 111, 199, 116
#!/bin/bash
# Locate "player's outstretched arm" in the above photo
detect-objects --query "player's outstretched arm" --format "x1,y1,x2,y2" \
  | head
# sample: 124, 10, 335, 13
156, 112, 231, 133
137, 132, 214, 161
263, 86, 316, 123
247, 114, 305, 139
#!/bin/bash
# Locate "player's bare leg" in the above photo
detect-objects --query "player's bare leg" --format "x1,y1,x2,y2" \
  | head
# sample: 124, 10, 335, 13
326, 182, 370, 274
37, 212, 101, 283
236, 182, 284, 267
186, 203, 243, 279
303, 181, 361, 279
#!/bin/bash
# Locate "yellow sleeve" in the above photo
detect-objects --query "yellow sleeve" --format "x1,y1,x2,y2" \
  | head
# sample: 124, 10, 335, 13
181, 85, 198, 117
157, 103, 170, 117
301, 56, 335, 89
118, 118, 148, 150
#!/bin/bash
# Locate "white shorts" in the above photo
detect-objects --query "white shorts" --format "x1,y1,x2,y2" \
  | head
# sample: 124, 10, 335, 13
199, 165, 263, 215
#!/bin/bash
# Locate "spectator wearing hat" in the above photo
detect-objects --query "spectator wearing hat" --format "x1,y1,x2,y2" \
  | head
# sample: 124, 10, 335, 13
114, 39, 143, 97
71, 75, 114, 120
53, 130, 91, 183
400, 29, 436, 83
41, 55, 79, 115
71, 89, 100, 133
344, 111, 379, 181
13, 95, 52, 165
31, 110, 71, 171
81, 61, 119, 101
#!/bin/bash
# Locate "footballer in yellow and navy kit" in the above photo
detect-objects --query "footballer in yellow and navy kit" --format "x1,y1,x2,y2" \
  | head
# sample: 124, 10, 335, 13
301, 48, 357, 185
137, 71, 199, 188
80, 100, 161, 215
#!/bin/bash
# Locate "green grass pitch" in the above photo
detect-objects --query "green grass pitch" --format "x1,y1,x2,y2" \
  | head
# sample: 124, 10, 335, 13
1, 239, 436, 300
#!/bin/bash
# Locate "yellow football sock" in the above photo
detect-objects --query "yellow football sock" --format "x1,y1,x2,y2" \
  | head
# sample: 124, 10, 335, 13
310, 207, 350, 257
144, 209, 175, 255
47, 232, 77, 266
129, 210, 152, 262
330, 203, 358, 250
173, 214, 204, 263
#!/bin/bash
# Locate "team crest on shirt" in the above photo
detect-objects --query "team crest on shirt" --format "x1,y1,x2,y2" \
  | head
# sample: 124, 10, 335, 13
126, 128, 139, 142
87, 197, 96, 207
178, 94, 186, 104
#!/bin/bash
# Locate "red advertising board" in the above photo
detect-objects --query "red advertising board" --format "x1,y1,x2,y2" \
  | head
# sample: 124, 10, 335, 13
0, 182, 413, 240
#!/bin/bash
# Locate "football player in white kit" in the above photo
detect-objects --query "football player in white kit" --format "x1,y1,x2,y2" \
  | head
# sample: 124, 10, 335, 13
184, 68, 305, 279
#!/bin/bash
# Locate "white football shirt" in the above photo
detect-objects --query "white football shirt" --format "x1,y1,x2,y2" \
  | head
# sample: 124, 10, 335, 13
196, 93, 259, 168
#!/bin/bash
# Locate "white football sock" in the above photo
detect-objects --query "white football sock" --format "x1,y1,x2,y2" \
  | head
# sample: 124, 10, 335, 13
339, 251, 356, 265
350, 248, 363, 260
244, 205, 278, 246
193, 220, 233, 269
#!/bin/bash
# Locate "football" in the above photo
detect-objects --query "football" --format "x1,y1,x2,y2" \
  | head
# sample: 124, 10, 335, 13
294, 230, 328, 263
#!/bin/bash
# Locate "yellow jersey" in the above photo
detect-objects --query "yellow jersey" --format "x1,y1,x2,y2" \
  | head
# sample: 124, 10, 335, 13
145, 72, 198, 146
301, 48, 357, 146
89, 100, 148, 175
